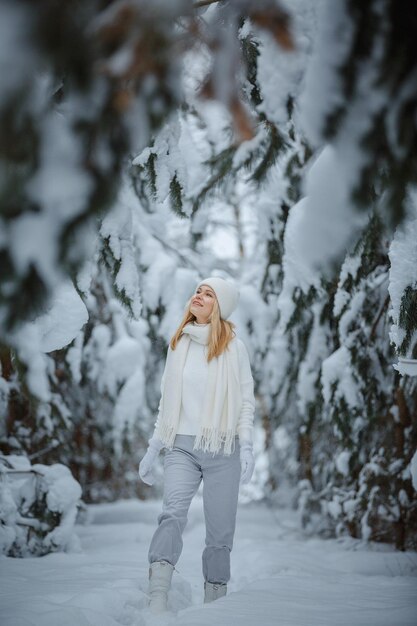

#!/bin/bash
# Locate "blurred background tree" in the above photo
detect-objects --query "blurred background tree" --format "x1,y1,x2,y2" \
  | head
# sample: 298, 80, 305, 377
1, 0, 416, 555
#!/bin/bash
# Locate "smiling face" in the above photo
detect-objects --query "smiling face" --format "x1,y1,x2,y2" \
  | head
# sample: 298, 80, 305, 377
190, 284, 216, 323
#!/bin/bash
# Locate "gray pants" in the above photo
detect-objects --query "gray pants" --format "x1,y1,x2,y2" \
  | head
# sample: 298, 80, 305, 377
148, 434, 241, 584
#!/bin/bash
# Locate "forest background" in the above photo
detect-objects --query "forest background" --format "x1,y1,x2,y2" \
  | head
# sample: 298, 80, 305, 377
0, 0, 416, 557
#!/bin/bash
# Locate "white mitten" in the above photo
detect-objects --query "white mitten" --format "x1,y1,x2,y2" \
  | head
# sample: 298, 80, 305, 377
239, 442, 255, 485
138, 435, 165, 485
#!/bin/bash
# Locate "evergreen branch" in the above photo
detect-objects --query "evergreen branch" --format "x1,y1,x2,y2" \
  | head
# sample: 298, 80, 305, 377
191, 122, 287, 214
285, 285, 317, 334
192, 146, 236, 214
241, 35, 262, 108
150, 232, 201, 271
369, 294, 390, 341
99, 236, 136, 318
169, 174, 187, 218
28, 440, 61, 461
252, 124, 286, 183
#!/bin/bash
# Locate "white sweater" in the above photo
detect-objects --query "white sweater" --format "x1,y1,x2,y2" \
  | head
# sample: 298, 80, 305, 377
154, 335, 255, 444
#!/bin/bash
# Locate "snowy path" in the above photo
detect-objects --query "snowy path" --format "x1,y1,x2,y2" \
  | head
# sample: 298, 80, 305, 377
1, 497, 417, 626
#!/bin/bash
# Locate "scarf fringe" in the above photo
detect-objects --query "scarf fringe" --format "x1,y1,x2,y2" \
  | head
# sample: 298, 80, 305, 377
157, 421, 178, 450
193, 427, 236, 456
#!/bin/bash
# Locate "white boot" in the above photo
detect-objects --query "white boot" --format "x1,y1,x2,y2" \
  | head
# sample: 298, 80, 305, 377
148, 560, 174, 613
204, 581, 227, 603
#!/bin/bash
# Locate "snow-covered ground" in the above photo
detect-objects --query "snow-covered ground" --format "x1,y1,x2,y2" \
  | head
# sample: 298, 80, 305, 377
1, 497, 417, 626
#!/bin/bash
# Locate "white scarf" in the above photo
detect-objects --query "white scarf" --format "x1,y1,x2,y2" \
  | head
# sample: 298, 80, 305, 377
157, 323, 242, 455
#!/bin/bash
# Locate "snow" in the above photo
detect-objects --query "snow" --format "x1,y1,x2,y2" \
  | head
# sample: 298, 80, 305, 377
334, 253, 364, 317
299, 0, 353, 147
3, 280, 88, 401
394, 359, 417, 377
255, 0, 317, 128
321, 345, 360, 410
0, 376, 9, 419
337, 291, 365, 347
410, 451, 417, 492
1, 498, 416, 626
105, 337, 145, 395
273, 425, 291, 452
389, 214, 417, 358
6, 106, 94, 298
0, 457, 82, 558
26, 281, 88, 354
111, 369, 147, 458
335, 450, 351, 477
34, 465, 83, 553
26, 111, 93, 223
7, 325, 50, 402
39, 465, 82, 516
100, 201, 142, 319
284, 146, 367, 289
296, 300, 331, 415
300, 0, 388, 192
66, 334, 84, 385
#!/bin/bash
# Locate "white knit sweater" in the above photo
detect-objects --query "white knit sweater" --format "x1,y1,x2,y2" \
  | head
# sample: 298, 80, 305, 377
154, 332, 255, 444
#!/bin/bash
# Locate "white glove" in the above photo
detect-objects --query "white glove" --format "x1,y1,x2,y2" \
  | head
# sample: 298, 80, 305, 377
138, 435, 165, 485
239, 442, 255, 485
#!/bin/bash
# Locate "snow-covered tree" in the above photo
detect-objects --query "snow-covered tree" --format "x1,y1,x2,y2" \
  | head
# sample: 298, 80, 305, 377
0, 454, 82, 557
300, 0, 417, 233
0, 0, 295, 340
1, 0, 417, 555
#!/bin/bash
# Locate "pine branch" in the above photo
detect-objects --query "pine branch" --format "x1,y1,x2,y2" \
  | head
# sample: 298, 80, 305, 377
150, 232, 201, 271
369, 294, 390, 341
169, 174, 187, 218
241, 35, 262, 108
252, 124, 286, 183
99, 236, 136, 318
192, 146, 236, 213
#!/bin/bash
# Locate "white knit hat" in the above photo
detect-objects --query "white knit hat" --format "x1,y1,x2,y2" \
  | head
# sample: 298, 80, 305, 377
195, 276, 239, 320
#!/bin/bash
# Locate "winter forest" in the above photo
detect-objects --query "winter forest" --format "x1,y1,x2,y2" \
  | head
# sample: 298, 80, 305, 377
1, 0, 417, 624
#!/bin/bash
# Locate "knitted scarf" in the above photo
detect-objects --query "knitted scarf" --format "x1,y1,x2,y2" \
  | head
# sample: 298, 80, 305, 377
156, 323, 242, 455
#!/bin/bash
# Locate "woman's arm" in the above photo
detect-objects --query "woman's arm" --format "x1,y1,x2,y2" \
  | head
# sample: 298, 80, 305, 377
152, 371, 166, 435
138, 349, 169, 483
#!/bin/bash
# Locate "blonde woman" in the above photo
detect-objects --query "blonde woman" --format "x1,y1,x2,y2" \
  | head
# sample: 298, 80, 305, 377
138, 276, 255, 614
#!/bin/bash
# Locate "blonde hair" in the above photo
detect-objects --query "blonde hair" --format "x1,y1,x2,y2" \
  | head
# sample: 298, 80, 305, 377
170, 295, 236, 362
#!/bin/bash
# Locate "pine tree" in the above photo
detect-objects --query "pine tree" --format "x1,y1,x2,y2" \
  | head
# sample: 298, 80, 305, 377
0, 0, 295, 340
296, 214, 417, 549
2, 0, 417, 555
301, 0, 417, 231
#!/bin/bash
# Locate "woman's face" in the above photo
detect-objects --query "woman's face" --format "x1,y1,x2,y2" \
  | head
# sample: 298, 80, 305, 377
190, 284, 216, 323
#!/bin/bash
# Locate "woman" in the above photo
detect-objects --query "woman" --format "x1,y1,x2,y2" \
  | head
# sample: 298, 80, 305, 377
138, 276, 255, 614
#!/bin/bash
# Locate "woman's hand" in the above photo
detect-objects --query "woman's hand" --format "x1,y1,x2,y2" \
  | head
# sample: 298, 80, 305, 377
138, 435, 164, 485
239, 442, 255, 485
